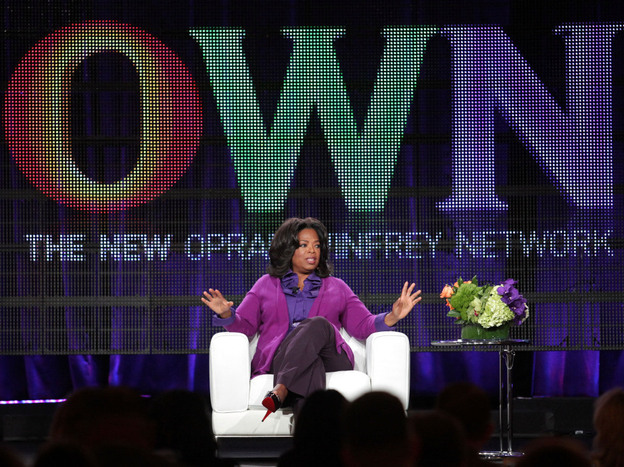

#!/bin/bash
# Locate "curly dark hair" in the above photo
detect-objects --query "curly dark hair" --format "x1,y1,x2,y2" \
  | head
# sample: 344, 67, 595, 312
267, 217, 333, 278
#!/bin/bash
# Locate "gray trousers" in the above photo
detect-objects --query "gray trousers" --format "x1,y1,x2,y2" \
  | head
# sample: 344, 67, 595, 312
270, 316, 352, 399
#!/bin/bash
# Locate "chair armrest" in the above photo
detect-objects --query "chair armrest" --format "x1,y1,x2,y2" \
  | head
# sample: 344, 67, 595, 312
210, 332, 251, 412
366, 331, 410, 410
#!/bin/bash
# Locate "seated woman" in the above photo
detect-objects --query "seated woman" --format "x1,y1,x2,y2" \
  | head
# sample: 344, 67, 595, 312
202, 217, 421, 421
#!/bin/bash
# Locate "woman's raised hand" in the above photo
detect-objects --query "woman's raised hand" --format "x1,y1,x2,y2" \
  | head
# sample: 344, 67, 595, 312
201, 289, 234, 319
386, 282, 422, 327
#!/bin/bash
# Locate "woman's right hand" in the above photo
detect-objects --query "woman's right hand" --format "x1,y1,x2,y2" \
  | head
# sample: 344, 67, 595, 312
201, 289, 234, 319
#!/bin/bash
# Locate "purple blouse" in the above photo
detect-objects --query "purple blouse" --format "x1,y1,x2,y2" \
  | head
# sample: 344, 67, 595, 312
281, 271, 321, 330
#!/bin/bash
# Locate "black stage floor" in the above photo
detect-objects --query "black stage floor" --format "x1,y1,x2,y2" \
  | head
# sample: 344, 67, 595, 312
0, 397, 596, 466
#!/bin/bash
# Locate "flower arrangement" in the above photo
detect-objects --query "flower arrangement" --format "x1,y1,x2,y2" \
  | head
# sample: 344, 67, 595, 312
440, 276, 529, 332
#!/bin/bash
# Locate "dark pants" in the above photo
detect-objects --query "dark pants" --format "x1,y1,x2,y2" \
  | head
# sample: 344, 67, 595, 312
270, 316, 353, 400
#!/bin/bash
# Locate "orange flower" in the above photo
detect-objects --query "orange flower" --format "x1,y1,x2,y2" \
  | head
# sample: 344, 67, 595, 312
440, 285, 454, 299
453, 280, 471, 288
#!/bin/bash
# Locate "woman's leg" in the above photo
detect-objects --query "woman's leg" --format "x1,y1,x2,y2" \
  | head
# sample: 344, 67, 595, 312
270, 316, 352, 401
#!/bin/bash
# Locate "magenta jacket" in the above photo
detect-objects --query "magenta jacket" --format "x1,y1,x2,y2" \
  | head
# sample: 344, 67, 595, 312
219, 274, 388, 377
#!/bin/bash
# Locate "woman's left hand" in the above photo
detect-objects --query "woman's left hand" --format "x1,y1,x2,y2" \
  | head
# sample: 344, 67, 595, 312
386, 282, 422, 327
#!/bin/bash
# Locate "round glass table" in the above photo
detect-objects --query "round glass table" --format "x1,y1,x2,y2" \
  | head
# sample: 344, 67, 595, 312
431, 338, 529, 458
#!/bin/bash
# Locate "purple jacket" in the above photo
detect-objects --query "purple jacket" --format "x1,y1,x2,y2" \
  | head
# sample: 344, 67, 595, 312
220, 274, 386, 377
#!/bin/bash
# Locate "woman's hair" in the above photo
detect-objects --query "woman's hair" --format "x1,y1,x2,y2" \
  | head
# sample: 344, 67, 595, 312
267, 217, 332, 278
593, 386, 624, 467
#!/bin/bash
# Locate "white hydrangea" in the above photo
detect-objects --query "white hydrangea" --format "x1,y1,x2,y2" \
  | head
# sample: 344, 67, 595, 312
476, 286, 515, 328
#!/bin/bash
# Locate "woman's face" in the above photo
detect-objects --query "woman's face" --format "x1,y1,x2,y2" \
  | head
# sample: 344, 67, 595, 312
291, 228, 320, 277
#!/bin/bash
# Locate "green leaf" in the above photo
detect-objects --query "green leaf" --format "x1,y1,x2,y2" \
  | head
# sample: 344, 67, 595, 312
449, 282, 480, 312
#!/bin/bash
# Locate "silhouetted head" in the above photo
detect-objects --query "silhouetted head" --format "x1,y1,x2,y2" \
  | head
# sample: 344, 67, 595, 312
517, 437, 591, 467
410, 410, 466, 467
593, 386, 624, 467
150, 390, 218, 465
49, 386, 155, 451
341, 391, 416, 467
435, 381, 494, 449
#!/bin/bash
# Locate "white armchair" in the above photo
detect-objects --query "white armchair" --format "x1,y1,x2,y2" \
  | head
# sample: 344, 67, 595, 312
209, 329, 410, 438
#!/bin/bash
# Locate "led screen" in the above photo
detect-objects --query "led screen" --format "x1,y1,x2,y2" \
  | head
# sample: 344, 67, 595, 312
1, 0, 623, 397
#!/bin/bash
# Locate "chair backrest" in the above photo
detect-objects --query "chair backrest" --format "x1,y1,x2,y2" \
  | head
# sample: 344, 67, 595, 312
247, 328, 368, 372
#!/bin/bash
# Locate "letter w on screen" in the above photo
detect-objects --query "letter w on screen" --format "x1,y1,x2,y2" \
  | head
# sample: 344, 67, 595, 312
190, 27, 437, 212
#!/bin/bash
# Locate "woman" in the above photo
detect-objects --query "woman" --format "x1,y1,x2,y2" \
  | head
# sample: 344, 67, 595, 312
202, 217, 421, 421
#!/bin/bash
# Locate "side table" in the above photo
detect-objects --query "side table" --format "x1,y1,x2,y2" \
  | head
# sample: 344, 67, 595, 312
431, 338, 529, 458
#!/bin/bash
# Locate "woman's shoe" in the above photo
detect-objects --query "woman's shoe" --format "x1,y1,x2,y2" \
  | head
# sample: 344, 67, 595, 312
261, 391, 282, 422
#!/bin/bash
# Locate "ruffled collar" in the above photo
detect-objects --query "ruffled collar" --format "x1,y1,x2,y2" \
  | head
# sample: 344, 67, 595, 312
281, 270, 322, 297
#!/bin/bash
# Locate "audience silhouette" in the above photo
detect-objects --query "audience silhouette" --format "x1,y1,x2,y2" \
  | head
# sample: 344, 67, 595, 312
150, 389, 236, 466
435, 381, 496, 466
39, 386, 170, 466
0, 444, 25, 467
515, 437, 591, 467
33, 441, 96, 467
409, 410, 465, 467
49, 386, 155, 451
278, 389, 348, 467
592, 386, 624, 467
341, 391, 417, 467
7, 382, 621, 467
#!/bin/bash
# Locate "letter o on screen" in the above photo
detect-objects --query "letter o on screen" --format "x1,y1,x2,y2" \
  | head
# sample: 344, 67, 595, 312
4, 20, 202, 211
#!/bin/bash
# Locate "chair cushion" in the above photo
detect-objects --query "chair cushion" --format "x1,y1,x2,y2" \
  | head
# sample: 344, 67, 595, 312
212, 410, 295, 437
248, 371, 371, 409
249, 374, 275, 409
326, 370, 371, 401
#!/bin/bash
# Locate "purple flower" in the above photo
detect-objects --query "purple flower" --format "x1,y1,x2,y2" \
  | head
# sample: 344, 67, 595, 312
510, 298, 527, 324
498, 279, 517, 296
498, 280, 521, 304
501, 278, 517, 287
501, 288, 522, 303
497, 279, 527, 324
